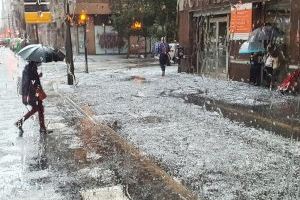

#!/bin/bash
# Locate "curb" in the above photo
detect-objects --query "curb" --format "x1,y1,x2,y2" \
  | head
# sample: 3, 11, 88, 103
185, 94, 300, 139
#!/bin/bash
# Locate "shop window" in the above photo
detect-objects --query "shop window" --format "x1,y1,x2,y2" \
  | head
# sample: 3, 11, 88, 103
265, 1, 291, 47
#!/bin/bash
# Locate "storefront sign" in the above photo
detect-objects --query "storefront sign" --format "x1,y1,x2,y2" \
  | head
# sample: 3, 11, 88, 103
230, 3, 252, 40
181, 0, 229, 10
24, 12, 52, 24
24, 0, 52, 24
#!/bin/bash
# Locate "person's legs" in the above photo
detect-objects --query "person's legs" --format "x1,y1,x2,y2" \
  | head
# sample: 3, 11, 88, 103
264, 67, 273, 88
271, 69, 280, 89
15, 104, 38, 135
23, 106, 38, 121
159, 53, 167, 76
161, 64, 166, 76
254, 64, 261, 86
250, 65, 255, 84
37, 101, 46, 131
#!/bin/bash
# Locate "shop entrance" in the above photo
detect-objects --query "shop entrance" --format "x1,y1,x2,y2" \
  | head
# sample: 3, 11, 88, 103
194, 16, 229, 78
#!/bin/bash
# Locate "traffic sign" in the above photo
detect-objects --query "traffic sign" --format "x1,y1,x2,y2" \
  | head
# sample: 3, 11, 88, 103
24, 0, 52, 24
25, 12, 52, 24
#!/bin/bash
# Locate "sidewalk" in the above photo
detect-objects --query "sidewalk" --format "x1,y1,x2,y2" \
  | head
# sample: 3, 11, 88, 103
0, 48, 65, 199
41, 56, 300, 199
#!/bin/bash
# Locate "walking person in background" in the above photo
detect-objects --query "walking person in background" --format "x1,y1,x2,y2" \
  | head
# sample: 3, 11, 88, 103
158, 37, 170, 76
15, 61, 48, 136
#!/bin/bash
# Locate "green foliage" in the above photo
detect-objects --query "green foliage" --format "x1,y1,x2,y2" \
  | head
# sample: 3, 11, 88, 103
111, 0, 177, 42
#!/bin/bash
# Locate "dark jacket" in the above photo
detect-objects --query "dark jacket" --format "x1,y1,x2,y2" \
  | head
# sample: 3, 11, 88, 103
21, 62, 41, 105
159, 42, 170, 66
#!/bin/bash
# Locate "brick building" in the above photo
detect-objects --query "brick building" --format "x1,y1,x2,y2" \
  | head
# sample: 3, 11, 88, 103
8, 0, 151, 55
73, 0, 151, 55
73, 0, 113, 54
178, 0, 300, 82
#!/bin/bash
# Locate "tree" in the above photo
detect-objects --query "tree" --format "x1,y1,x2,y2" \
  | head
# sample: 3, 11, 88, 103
111, 0, 138, 57
149, 0, 178, 42
111, 0, 177, 57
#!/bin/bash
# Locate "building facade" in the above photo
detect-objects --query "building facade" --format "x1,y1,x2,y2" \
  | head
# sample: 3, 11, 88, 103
73, 0, 151, 55
73, 0, 113, 54
8, 0, 151, 55
178, 0, 300, 82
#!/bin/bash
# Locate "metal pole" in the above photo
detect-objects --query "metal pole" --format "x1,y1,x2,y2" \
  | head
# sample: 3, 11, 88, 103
84, 23, 88, 73
35, 24, 39, 43
298, 18, 300, 67
104, 24, 107, 54
64, 0, 75, 85
7, 13, 11, 38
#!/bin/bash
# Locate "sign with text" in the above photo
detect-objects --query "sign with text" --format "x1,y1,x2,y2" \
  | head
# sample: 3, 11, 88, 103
230, 3, 252, 39
24, 0, 52, 24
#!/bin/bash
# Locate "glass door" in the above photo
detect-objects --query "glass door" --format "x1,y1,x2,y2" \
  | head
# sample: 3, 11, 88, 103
199, 16, 228, 77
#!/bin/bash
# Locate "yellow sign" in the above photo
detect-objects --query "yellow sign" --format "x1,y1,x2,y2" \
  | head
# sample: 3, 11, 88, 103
25, 12, 52, 24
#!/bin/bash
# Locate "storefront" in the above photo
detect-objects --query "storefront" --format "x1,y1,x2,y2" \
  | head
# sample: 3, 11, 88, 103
192, 12, 229, 78
178, 0, 230, 77
178, 0, 300, 82
229, 0, 292, 82
77, 15, 128, 55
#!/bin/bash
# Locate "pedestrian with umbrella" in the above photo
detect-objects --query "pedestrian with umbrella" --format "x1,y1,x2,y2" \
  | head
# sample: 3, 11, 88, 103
239, 41, 265, 86
239, 24, 285, 88
14, 44, 65, 136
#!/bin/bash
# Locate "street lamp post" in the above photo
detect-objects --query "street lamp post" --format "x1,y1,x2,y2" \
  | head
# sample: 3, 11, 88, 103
83, 23, 88, 73
35, 24, 39, 43
64, 0, 75, 85
80, 13, 88, 73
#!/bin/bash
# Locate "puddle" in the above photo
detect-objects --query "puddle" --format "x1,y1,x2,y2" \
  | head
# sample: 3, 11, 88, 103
122, 76, 150, 84
81, 185, 129, 200
47, 122, 66, 129
74, 148, 87, 163
138, 116, 163, 123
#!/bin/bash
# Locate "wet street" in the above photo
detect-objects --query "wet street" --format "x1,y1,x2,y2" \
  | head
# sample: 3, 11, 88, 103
1, 47, 300, 200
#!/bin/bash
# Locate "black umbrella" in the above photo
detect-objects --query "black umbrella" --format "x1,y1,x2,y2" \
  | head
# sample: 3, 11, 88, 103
18, 44, 65, 63
53, 49, 65, 62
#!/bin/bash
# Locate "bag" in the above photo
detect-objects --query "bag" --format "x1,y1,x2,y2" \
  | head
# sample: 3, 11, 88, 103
36, 87, 47, 101
272, 57, 279, 69
265, 55, 274, 68
22, 95, 30, 105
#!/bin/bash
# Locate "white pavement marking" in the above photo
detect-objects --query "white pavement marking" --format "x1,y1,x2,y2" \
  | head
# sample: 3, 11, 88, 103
81, 185, 129, 200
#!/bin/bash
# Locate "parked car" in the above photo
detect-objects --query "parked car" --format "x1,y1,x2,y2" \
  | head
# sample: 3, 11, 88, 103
168, 42, 179, 64
0, 38, 10, 47
9, 38, 24, 52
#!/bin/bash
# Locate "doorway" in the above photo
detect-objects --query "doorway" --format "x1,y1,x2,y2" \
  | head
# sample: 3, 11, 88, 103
195, 16, 229, 78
